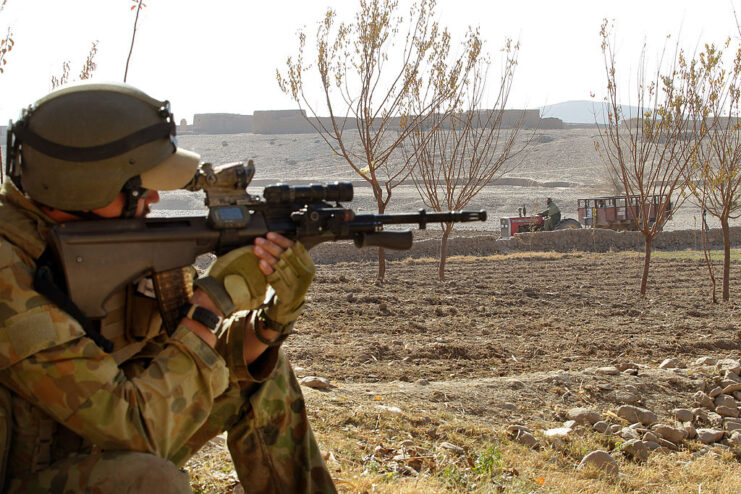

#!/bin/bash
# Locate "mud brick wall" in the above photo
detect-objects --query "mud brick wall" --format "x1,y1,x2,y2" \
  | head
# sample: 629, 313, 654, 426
309, 227, 741, 264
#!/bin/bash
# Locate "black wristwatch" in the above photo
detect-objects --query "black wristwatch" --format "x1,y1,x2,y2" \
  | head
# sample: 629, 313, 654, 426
181, 303, 223, 334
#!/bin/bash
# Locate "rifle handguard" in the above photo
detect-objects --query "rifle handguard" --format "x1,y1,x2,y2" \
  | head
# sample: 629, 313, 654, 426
354, 230, 413, 250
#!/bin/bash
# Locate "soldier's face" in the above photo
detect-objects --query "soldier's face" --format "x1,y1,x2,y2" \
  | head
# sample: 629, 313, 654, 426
91, 190, 160, 218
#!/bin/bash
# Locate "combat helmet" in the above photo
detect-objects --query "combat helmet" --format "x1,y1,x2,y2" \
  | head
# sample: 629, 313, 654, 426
5, 82, 200, 214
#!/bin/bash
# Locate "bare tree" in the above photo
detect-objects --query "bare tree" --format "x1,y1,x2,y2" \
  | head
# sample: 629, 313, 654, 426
597, 20, 699, 295
277, 0, 481, 281
405, 39, 526, 281
124, 0, 146, 82
684, 42, 741, 301
51, 41, 99, 90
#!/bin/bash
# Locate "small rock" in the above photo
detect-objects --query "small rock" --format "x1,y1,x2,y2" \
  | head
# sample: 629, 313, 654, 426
622, 439, 649, 462
376, 405, 403, 414
616, 362, 639, 371
514, 431, 538, 448
506, 424, 531, 436
655, 437, 679, 451
299, 376, 332, 390
567, 407, 601, 425
596, 366, 620, 376
502, 402, 517, 411
652, 424, 688, 443
734, 391, 741, 401
617, 405, 657, 426
614, 391, 640, 404
694, 391, 715, 409
723, 419, 741, 432
707, 412, 724, 428
716, 359, 741, 375
644, 440, 661, 451
696, 428, 725, 444
642, 431, 658, 442
623, 368, 639, 376
593, 421, 610, 434
673, 408, 694, 422
544, 427, 572, 439
625, 384, 640, 393
694, 356, 717, 366
722, 383, 741, 394
715, 405, 740, 418
415, 378, 430, 386
609, 424, 623, 434
716, 393, 737, 408
577, 450, 619, 476
620, 427, 642, 441
709, 386, 723, 398
681, 422, 697, 439
725, 371, 741, 383
659, 358, 685, 369
728, 431, 741, 446
440, 442, 465, 454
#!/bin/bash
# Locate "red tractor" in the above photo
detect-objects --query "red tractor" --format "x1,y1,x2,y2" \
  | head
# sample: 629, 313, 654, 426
500, 206, 581, 239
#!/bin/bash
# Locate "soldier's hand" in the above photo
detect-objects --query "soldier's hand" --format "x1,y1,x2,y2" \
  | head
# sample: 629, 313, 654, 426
195, 246, 268, 316
264, 240, 315, 325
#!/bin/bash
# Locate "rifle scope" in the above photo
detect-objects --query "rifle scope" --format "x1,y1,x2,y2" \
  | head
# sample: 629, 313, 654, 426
263, 181, 353, 205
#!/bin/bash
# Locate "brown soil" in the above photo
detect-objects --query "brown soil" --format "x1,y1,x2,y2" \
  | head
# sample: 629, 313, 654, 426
287, 251, 741, 425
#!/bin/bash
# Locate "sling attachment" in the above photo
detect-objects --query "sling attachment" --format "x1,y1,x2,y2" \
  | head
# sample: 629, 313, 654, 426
33, 248, 114, 353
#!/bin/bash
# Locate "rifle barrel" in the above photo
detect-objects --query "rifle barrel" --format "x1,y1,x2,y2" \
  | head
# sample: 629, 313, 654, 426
371, 209, 487, 228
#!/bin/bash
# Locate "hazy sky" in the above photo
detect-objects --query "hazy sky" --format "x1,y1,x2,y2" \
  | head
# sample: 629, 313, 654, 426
0, 0, 736, 123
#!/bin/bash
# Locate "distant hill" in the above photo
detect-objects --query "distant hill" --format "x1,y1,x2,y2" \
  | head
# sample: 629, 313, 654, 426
539, 100, 641, 125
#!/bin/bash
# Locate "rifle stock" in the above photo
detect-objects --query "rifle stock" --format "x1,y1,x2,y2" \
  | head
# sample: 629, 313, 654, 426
48, 161, 487, 322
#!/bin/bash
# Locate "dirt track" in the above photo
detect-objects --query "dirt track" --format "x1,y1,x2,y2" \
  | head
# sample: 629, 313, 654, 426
287, 251, 740, 423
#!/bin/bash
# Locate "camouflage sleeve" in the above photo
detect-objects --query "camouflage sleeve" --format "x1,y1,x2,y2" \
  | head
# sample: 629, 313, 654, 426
215, 311, 280, 388
0, 240, 230, 458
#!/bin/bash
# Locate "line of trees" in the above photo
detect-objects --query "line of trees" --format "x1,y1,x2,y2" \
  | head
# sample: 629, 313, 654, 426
278, 0, 527, 282
597, 19, 741, 301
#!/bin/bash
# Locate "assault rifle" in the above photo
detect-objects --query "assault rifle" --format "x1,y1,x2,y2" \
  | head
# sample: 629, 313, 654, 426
48, 161, 486, 331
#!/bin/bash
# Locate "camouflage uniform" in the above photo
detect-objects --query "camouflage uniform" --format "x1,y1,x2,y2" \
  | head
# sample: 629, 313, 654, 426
0, 182, 335, 493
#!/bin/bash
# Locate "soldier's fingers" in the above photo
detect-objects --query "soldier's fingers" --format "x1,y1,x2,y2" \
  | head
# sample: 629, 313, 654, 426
254, 237, 286, 260
265, 232, 294, 249
259, 259, 274, 276
253, 243, 279, 267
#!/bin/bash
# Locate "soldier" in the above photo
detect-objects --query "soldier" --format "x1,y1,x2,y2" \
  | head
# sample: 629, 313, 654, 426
539, 197, 561, 231
0, 83, 336, 493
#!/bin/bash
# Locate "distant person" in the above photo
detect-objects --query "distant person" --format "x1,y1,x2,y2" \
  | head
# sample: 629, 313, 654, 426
539, 197, 561, 231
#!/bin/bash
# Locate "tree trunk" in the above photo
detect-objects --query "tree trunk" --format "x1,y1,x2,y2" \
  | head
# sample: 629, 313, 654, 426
640, 235, 653, 296
438, 223, 453, 281
701, 216, 717, 304
722, 216, 731, 302
375, 190, 387, 282
377, 247, 386, 283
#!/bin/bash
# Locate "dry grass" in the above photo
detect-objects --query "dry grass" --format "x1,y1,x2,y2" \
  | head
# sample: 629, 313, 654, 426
186, 400, 741, 493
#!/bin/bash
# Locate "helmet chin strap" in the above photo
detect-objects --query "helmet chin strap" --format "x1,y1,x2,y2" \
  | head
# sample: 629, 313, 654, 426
120, 176, 147, 219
